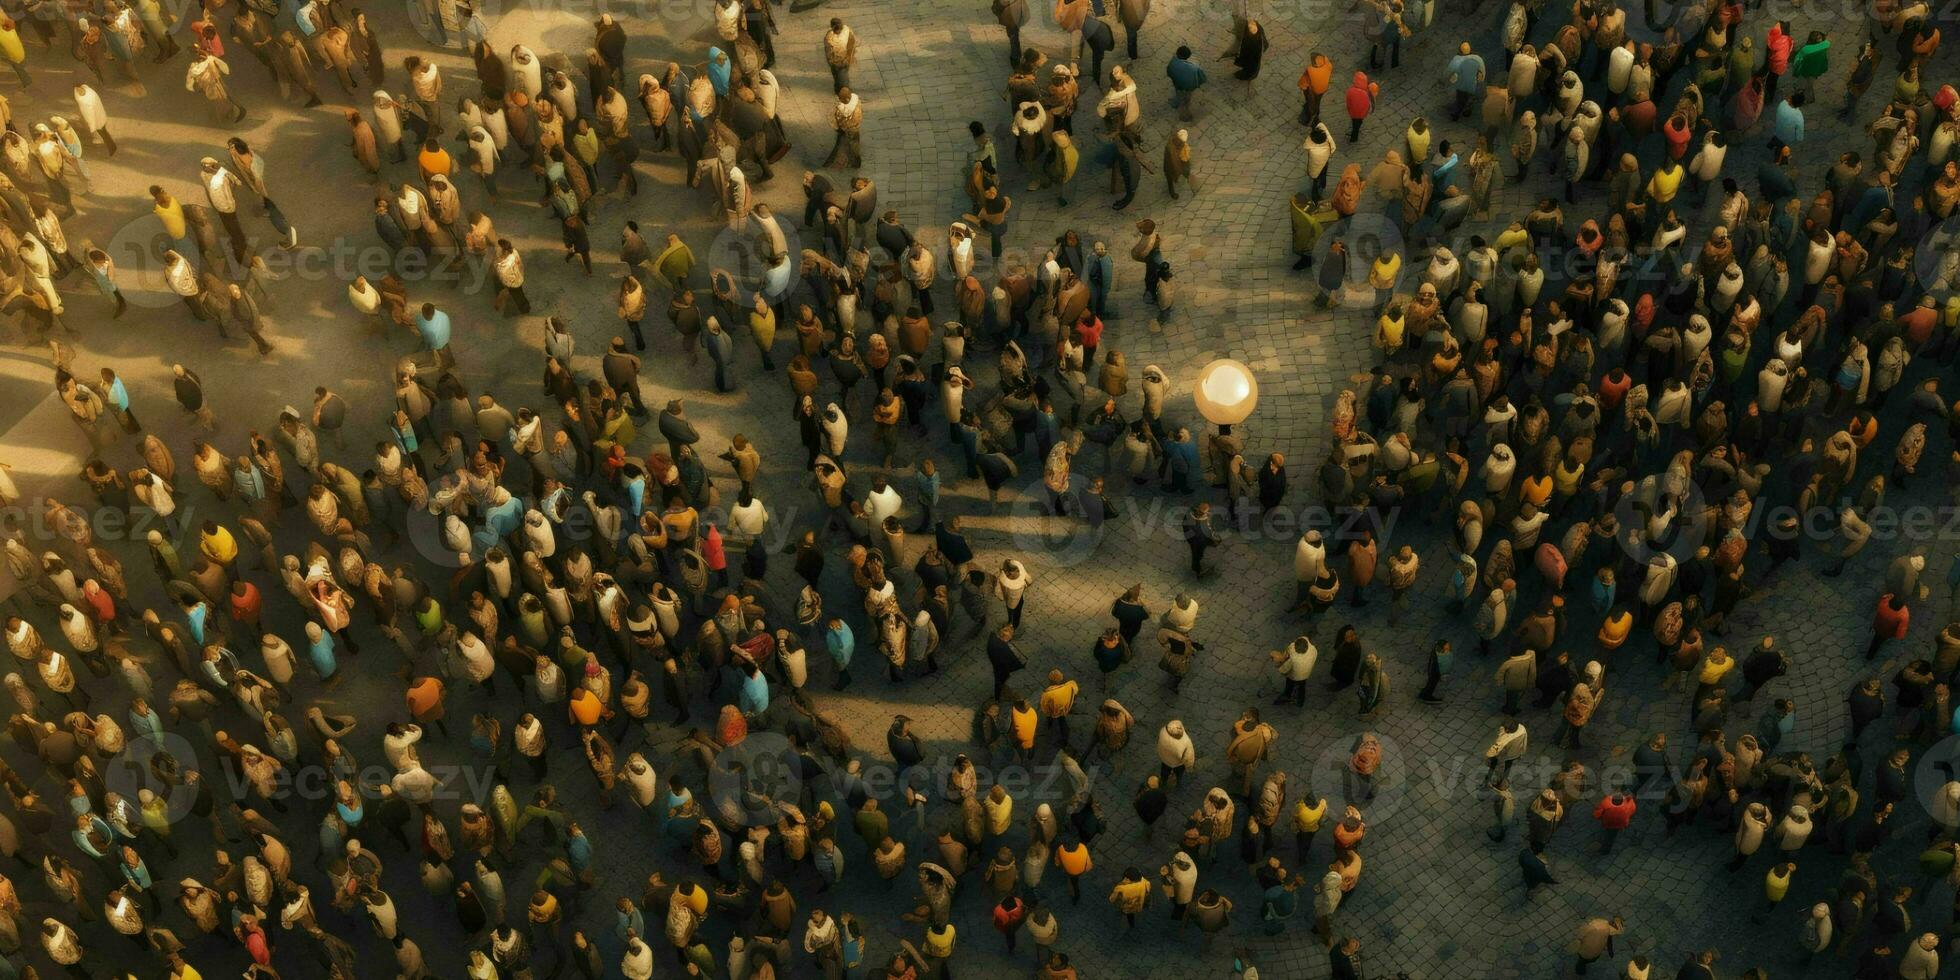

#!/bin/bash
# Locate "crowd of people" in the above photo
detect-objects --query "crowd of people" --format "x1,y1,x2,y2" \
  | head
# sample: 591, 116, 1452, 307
0, 0, 1956, 976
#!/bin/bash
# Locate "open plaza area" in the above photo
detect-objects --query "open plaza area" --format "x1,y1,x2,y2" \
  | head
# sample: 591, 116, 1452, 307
0, 0, 1959, 976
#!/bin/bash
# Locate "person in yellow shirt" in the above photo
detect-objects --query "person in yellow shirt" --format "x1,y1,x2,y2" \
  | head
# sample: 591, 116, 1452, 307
1010, 699, 1038, 762
921, 921, 956, 960
1763, 861, 1795, 918
1368, 253, 1400, 319
1695, 646, 1734, 701
1292, 793, 1329, 861
0, 17, 26, 87
983, 784, 1014, 837
1106, 868, 1151, 926
197, 521, 237, 569
1374, 304, 1406, 356
1038, 669, 1079, 749
1645, 157, 1683, 206
151, 187, 191, 257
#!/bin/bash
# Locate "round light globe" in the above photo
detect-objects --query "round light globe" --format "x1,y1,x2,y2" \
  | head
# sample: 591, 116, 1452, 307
1193, 359, 1258, 426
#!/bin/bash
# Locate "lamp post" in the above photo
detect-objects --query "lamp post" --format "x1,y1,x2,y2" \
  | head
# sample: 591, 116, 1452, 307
1192, 358, 1258, 432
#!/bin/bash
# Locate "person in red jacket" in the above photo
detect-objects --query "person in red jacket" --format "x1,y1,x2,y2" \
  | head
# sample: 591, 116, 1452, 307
1344, 71, 1378, 144
1763, 21, 1793, 105
1073, 310, 1103, 366
1867, 593, 1910, 661
1592, 792, 1636, 853
80, 579, 120, 635
993, 894, 1028, 951
228, 579, 262, 641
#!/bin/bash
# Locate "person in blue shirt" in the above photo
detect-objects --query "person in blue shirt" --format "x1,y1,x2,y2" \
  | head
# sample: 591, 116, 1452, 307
1589, 567, 1616, 616
305, 622, 339, 683
565, 821, 594, 879
1446, 42, 1483, 120
912, 460, 940, 533
127, 699, 165, 743
825, 616, 854, 690
1429, 139, 1459, 190
706, 47, 732, 98
99, 367, 139, 432
1165, 46, 1207, 121
614, 896, 644, 944
1165, 427, 1200, 493
483, 487, 524, 542
738, 660, 770, 717
1771, 92, 1805, 149
182, 597, 210, 646
390, 409, 425, 477
415, 302, 451, 354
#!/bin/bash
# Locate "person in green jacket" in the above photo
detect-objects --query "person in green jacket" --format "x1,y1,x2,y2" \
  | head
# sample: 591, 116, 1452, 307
1289, 192, 1324, 271
1791, 31, 1830, 100
650, 233, 695, 293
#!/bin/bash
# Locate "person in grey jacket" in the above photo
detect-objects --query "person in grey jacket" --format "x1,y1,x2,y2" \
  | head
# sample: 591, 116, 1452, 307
991, 0, 1028, 65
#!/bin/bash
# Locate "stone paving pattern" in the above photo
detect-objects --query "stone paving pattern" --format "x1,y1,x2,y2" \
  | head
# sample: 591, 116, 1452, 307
0, 0, 1954, 977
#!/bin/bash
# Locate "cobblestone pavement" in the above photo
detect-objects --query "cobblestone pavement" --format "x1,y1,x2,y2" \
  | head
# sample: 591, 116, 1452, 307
1, 0, 1956, 977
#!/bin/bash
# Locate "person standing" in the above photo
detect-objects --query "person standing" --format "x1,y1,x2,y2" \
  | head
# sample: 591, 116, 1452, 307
187, 51, 247, 123
1163, 129, 1192, 199
1344, 71, 1377, 143
826, 87, 862, 169
991, 0, 1027, 65
1166, 46, 1206, 122
1573, 916, 1623, 975
1447, 42, 1483, 120
199, 158, 248, 265
1592, 791, 1635, 853
1183, 502, 1217, 576
71, 85, 114, 155
823, 18, 857, 91
494, 239, 530, 314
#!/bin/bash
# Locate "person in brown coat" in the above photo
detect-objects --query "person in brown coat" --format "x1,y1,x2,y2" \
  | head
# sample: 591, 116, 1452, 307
347, 111, 380, 174
1163, 129, 1192, 198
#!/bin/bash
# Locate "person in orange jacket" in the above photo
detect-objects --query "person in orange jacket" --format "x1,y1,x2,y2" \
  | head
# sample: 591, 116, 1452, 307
1299, 52, 1333, 126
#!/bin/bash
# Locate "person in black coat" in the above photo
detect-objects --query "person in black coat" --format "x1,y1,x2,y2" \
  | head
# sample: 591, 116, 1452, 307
1328, 937, 1364, 980
1846, 677, 1885, 744
934, 518, 976, 568
1257, 454, 1287, 511
986, 625, 1025, 700
1518, 846, 1557, 893
1133, 776, 1167, 837
1323, 625, 1363, 692
1735, 638, 1788, 702
886, 717, 924, 770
